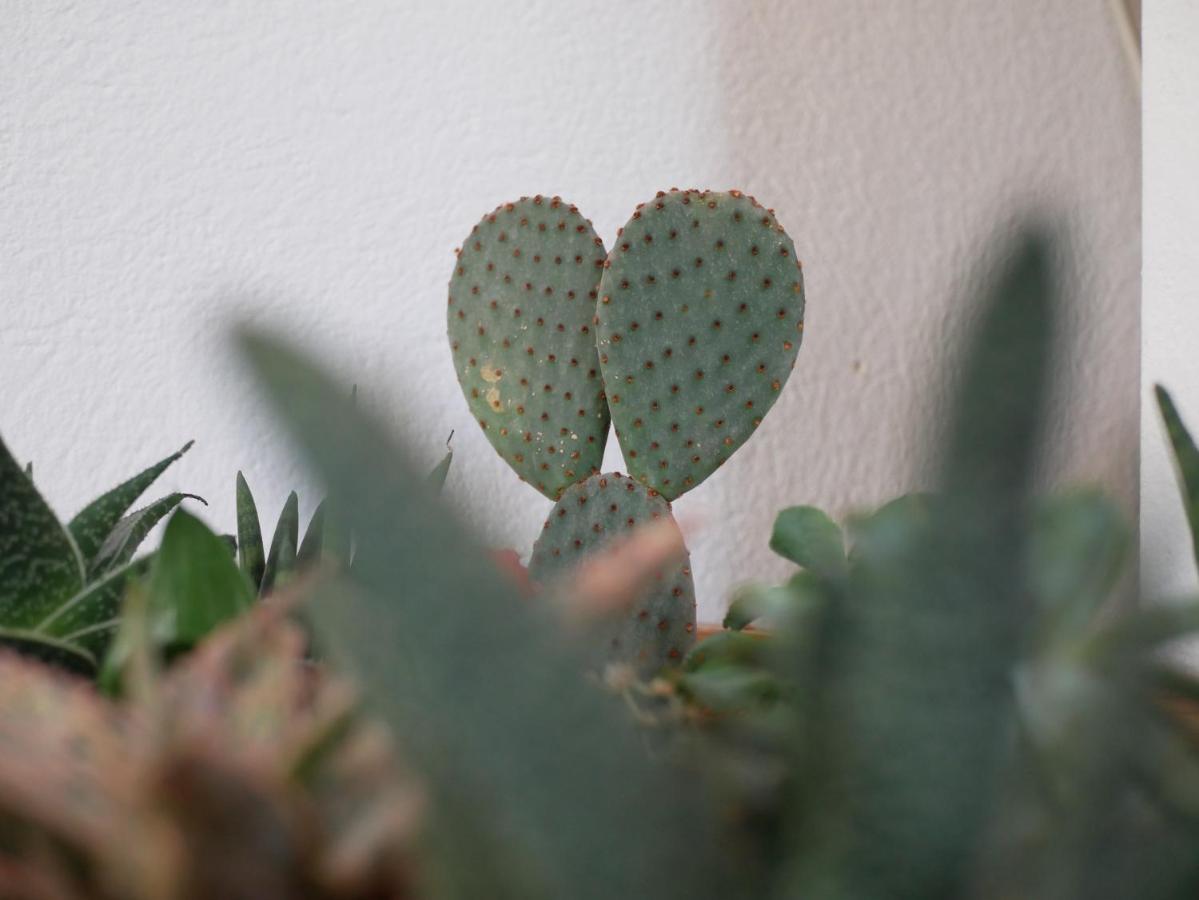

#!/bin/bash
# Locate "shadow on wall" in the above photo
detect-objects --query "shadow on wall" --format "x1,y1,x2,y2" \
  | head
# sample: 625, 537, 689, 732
711, 0, 1140, 524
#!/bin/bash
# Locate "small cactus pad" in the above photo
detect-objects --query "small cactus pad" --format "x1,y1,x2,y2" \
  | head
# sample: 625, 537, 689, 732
529, 472, 696, 676
596, 189, 805, 499
449, 196, 610, 500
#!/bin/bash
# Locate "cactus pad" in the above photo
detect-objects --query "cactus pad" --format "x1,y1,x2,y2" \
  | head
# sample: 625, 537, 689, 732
529, 472, 695, 676
596, 189, 805, 499
449, 196, 610, 500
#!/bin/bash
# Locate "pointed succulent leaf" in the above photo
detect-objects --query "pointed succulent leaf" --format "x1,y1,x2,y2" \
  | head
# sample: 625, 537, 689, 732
1157, 385, 1199, 577
448, 196, 610, 500
0, 434, 84, 627
235, 471, 266, 590
67, 441, 193, 565
597, 189, 805, 499
147, 510, 254, 652
261, 491, 299, 596
428, 447, 453, 493
89, 492, 204, 577
723, 578, 807, 631
240, 328, 726, 900
23, 461, 32, 480
769, 506, 846, 581
297, 498, 325, 566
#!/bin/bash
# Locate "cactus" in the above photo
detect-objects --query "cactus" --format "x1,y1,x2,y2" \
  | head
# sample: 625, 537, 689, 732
0, 434, 199, 675
447, 195, 610, 500
595, 189, 804, 499
529, 472, 696, 676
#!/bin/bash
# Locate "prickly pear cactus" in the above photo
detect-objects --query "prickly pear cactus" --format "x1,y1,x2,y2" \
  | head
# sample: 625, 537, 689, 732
448, 195, 610, 500
529, 472, 696, 676
596, 189, 805, 499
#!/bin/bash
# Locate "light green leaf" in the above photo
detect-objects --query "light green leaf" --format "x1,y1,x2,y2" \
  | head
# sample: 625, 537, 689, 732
239, 328, 727, 900
769, 506, 845, 581
68, 441, 193, 566
147, 510, 254, 651
261, 491, 298, 596
0, 434, 84, 627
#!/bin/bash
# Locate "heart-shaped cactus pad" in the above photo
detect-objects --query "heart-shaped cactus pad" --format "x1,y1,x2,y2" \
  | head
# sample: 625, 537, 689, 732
448, 196, 610, 500
595, 189, 805, 499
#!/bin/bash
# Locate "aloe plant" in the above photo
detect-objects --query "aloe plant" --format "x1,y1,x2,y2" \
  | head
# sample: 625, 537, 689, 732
0, 436, 199, 675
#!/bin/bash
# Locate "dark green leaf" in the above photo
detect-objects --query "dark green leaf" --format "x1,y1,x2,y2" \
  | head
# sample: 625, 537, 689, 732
235, 471, 266, 590
298, 499, 325, 565
67, 441, 193, 566
39, 556, 153, 659
89, 492, 204, 577
769, 506, 845, 580
678, 667, 780, 712
0, 629, 95, 675
0, 434, 84, 627
239, 328, 725, 900
1156, 385, 1199, 578
261, 491, 299, 596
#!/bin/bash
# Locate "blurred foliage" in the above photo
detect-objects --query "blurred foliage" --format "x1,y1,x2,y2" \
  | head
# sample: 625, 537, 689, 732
2, 224, 1199, 898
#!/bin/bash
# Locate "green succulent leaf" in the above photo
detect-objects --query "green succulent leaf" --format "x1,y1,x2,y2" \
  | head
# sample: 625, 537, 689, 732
89, 492, 204, 577
1156, 385, 1199, 577
38, 556, 153, 660
147, 509, 254, 652
683, 629, 768, 672
0, 434, 85, 628
769, 506, 846, 581
1027, 490, 1129, 649
678, 667, 780, 712
239, 327, 726, 900
67, 441, 193, 566
787, 227, 1058, 899
261, 491, 299, 596
298, 498, 325, 566
235, 471, 266, 590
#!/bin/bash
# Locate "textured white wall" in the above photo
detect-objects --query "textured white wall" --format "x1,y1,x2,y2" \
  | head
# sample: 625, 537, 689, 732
1142, 0, 1199, 600
2, 2, 1139, 621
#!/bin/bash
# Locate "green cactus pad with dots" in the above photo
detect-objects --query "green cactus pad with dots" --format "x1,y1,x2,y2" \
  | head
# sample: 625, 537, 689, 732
595, 189, 805, 499
528, 472, 696, 677
448, 196, 610, 500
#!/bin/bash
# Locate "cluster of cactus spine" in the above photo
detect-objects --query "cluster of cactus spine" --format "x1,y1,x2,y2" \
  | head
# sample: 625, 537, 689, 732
449, 189, 805, 674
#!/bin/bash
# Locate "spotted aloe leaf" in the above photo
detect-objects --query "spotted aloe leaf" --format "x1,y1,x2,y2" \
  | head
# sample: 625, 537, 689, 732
67, 441, 193, 566
0, 434, 85, 630
261, 491, 299, 596
89, 492, 205, 577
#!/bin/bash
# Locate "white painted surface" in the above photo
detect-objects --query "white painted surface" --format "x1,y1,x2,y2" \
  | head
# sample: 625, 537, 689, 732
2, 2, 1139, 620
1142, 0, 1199, 600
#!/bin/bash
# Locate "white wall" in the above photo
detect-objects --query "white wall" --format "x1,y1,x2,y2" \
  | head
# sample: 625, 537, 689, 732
1, 1, 1139, 621
1142, 0, 1199, 600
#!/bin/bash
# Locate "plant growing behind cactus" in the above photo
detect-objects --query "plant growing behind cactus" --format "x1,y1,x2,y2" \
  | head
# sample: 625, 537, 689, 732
0, 437, 199, 675
449, 189, 806, 675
